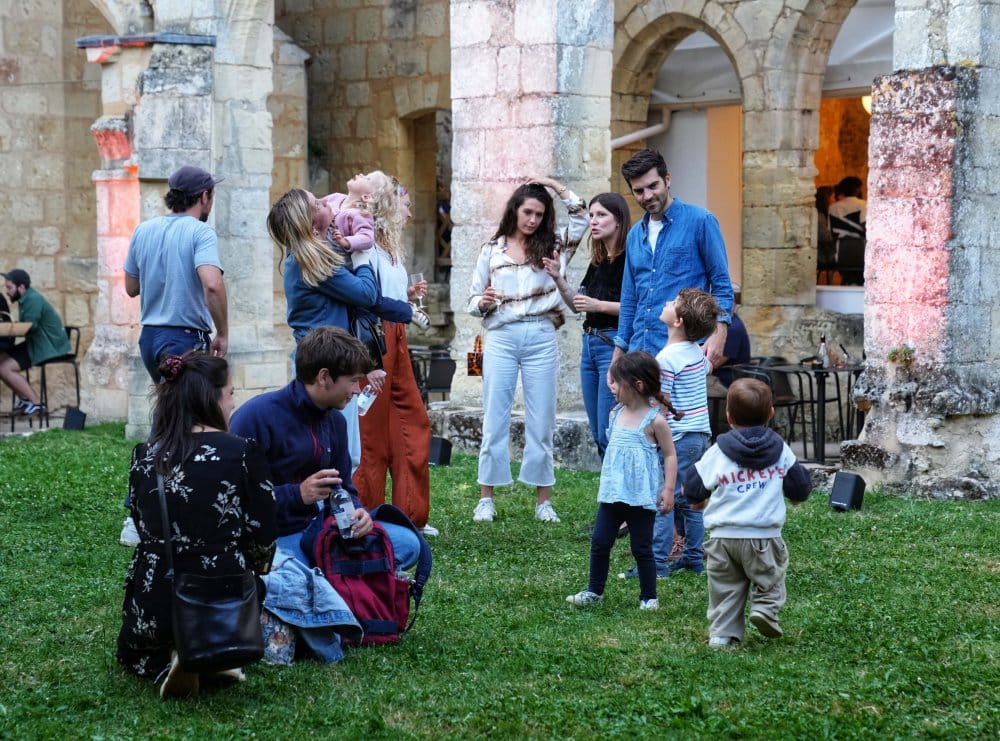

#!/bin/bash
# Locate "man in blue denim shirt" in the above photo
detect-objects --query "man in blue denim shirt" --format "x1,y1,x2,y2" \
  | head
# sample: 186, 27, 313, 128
611, 149, 734, 581
611, 149, 733, 367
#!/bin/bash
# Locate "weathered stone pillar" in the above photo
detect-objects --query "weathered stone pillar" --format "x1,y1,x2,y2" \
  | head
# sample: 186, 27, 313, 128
442, 0, 614, 468
449, 0, 613, 409
81, 0, 286, 438
76, 41, 153, 425
849, 12, 1000, 496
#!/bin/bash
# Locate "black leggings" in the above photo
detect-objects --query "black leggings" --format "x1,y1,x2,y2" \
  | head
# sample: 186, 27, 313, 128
589, 502, 656, 601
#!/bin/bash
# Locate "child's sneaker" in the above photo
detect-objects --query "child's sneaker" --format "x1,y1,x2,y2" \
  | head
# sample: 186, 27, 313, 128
534, 501, 560, 523
750, 610, 783, 638
708, 635, 740, 650
566, 590, 603, 606
639, 598, 659, 611
472, 497, 496, 522
618, 566, 670, 580
667, 557, 705, 576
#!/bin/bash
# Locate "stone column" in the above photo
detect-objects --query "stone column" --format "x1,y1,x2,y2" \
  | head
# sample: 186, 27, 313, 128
848, 9, 1000, 496
82, 2, 286, 438
449, 0, 613, 407
78, 42, 153, 426
442, 0, 613, 469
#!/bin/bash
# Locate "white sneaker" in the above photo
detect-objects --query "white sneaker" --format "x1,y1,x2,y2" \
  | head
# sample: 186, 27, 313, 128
639, 598, 660, 611
472, 497, 496, 522
419, 523, 440, 537
119, 516, 140, 547
708, 635, 739, 650
534, 500, 560, 523
566, 590, 603, 606
159, 650, 199, 699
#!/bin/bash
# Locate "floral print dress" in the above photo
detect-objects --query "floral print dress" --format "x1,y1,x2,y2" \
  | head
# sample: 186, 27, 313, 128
116, 432, 276, 681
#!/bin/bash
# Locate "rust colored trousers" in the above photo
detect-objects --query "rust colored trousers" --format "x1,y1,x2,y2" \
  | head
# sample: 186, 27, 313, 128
355, 321, 432, 527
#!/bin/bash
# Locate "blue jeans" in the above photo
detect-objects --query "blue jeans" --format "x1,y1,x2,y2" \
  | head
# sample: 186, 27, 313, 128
138, 326, 209, 382
580, 333, 616, 456
277, 521, 418, 571
654, 432, 710, 567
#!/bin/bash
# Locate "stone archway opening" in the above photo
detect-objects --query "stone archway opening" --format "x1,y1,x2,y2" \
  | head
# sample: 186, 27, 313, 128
399, 109, 454, 347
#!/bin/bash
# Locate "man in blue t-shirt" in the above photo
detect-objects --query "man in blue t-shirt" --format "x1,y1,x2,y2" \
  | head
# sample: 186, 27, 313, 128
124, 165, 229, 382
119, 165, 230, 547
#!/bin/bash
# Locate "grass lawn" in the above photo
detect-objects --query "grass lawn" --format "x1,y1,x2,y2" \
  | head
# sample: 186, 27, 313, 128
1, 424, 999, 739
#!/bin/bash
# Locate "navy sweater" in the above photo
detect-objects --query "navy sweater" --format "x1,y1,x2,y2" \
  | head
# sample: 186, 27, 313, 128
230, 380, 361, 536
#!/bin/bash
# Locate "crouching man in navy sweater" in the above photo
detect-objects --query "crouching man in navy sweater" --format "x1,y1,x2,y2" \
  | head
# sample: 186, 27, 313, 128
231, 326, 419, 569
685, 377, 811, 649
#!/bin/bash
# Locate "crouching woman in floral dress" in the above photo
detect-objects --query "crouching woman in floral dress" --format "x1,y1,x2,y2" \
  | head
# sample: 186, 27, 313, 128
117, 352, 276, 698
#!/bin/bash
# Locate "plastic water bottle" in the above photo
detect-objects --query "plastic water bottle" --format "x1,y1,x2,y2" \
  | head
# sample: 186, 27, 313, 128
357, 384, 379, 416
330, 485, 356, 539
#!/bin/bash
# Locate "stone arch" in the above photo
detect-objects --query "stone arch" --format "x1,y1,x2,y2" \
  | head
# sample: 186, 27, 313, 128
612, 2, 752, 183
86, 0, 153, 36
393, 102, 454, 338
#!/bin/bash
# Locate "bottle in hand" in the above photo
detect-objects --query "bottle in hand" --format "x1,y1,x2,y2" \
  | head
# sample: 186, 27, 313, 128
357, 383, 379, 416
330, 485, 356, 539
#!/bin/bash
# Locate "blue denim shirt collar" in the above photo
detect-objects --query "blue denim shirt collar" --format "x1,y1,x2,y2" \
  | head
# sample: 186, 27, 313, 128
614, 198, 733, 355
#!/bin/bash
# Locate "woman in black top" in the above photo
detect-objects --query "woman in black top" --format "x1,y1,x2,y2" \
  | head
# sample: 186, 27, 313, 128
545, 192, 629, 456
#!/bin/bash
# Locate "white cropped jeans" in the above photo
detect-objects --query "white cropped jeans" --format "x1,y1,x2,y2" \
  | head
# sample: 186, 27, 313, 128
478, 319, 559, 487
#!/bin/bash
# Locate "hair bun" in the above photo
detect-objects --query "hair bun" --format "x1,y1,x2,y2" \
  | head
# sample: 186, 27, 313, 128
159, 355, 185, 381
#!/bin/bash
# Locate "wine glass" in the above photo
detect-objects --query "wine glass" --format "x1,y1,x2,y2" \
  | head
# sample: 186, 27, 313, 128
408, 272, 426, 309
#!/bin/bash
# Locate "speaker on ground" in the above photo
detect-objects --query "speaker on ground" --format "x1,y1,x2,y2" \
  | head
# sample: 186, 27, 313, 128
429, 436, 452, 466
829, 471, 865, 511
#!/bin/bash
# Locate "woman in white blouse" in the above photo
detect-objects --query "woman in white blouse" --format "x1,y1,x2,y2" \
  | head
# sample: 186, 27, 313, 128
467, 177, 588, 524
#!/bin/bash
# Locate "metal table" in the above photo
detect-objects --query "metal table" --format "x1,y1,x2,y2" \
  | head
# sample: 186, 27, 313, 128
768, 363, 865, 463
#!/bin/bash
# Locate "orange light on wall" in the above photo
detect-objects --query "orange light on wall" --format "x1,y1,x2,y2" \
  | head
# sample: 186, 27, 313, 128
861, 95, 872, 114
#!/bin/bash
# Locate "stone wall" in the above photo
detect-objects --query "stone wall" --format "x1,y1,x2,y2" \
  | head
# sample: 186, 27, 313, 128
0, 0, 107, 411
274, 0, 450, 269
267, 28, 309, 359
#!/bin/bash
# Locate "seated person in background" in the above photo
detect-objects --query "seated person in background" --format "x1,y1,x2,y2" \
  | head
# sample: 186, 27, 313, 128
815, 185, 836, 281
0, 269, 70, 416
0, 291, 13, 355
229, 325, 419, 570
828, 176, 867, 285
707, 289, 751, 439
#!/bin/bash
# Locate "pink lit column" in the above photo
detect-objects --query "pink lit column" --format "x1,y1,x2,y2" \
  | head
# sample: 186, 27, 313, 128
852, 67, 1000, 496
86, 122, 141, 421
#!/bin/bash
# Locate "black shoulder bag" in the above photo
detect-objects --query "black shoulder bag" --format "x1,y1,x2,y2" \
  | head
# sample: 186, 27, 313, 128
349, 308, 387, 370
157, 474, 264, 673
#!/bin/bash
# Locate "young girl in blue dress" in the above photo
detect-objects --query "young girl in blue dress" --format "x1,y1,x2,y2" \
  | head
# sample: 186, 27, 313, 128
566, 351, 680, 610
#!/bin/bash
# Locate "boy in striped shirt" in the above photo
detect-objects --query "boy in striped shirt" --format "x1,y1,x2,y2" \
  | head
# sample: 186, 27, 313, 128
655, 288, 721, 576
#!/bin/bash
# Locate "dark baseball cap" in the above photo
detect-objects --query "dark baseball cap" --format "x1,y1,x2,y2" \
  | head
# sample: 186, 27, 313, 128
3, 269, 30, 288
168, 165, 225, 197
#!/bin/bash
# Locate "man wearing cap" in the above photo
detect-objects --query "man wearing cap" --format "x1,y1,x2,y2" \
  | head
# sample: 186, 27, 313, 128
124, 165, 229, 382
0, 269, 71, 416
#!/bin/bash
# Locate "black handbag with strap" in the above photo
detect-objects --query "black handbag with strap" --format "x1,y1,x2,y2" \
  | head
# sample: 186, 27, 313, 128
349, 308, 387, 370
157, 474, 264, 673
